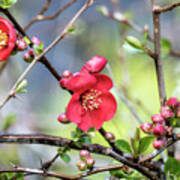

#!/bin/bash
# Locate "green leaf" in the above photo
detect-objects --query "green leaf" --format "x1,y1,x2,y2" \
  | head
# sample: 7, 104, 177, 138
23, 37, 31, 45
68, 25, 76, 34
33, 42, 44, 55
16, 79, 28, 94
130, 138, 139, 156
165, 158, 180, 176
138, 136, 154, 154
2, 114, 16, 131
60, 153, 71, 163
125, 36, 143, 50
0, 0, 17, 8
115, 139, 132, 153
123, 42, 143, 54
161, 38, 171, 58
142, 31, 149, 46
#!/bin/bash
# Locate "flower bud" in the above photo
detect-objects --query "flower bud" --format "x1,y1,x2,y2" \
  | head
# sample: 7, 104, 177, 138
153, 138, 166, 149
16, 39, 27, 51
62, 70, 72, 79
76, 159, 87, 171
140, 123, 153, 133
153, 124, 166, 137
59, 78, 68, 88
24, 52, 33, 62
105, 132, 115, 142
80, 150, 90, 160
160, 106, 174, 119
177, 109, 180, 118
29, 48, 35, 56
166, 126, 173, 136
57, 113, 70, 124
166, 97, 179, 108
86, 157, 95, 168
82, 56, 107, 73
151, 114, 165, 124
31, 36, 41, 45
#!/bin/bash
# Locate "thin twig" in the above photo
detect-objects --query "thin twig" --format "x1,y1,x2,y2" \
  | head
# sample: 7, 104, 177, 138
153, 2, 180, 13
0, 164, 124, 180
24, 0, 78, 30
0, 0, 94, 110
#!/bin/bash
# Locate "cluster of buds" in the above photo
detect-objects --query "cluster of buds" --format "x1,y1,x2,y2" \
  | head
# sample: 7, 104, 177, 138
23, 36, 43, 62
105, 132, 115, 143
140, 97, 180, 149
76, 150, 95, 171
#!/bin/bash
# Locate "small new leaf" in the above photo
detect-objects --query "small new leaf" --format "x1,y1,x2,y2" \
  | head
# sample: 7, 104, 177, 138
115, 139, 132, 154
0, 0, 17, 9
2, 114, 16, 131
60, 153, 71, 163
23, 37, 31, 45
125, 36, 143, 50
96, 6, 109, 16
68, 25, 76, 34
16, 79, 28, 94
161, 38, 171, 59
165, 158, 180, 176
138, 136, 154, 154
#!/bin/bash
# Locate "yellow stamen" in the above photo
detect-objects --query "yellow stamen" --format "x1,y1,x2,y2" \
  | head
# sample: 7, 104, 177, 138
0, 30, 9, 50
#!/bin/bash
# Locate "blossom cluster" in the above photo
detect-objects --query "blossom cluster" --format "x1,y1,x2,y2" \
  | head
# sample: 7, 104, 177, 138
58, 56, 117, 131
140, 97, 179, 149
76, 150, 95, 171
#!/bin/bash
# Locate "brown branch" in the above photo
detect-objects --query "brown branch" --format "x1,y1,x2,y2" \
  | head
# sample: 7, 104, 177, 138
0, 164, 125, 180
153, 2, 180, 13
0, 133, 159, 180
24, 0, 78, 30
152, 5, 166, 105
0, 0, 94, 110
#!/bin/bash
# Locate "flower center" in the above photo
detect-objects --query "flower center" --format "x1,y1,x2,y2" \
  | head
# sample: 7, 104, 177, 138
81, 89, 102, 111
0, 30, 9, 50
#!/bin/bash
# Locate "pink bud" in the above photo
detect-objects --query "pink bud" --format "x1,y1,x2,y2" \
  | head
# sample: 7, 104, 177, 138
24, 52, 30, 60
29, 48, 35, 56
153, 138, 166, 149
80, 150, 90, 160
31, 36, 41, 45
151, 114, 165, 124
140, 123, 153, 133
82, 56, 107, 73
166, 126, 173, 136
57, 113, 70, 124
62, 70, 72, 79
166, 97, 179, 108
153, 124, 166, 137
59, 78, 68, 88
105, 132, 115, 142
86, 157, 95, 168
17, 39, 27, 50
160, 106, 174, 119
76, 159, 87, 171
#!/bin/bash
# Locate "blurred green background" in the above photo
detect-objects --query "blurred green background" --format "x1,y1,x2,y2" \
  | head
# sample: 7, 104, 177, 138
0, 0, 180, 179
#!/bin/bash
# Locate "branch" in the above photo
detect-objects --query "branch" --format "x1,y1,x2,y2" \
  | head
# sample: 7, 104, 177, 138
0, 0, 94, 110
152, 4, 166, 105
0, 133, 159, 180
153, 2, 180, 13
24, 0, 78, 30
0, 164, 125, 180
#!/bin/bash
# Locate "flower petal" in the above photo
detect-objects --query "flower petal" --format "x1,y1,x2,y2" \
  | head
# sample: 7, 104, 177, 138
90, 92, 117, 130
78, 111, 93, 132
64, 72, 96, 94
66, 94, 82, 124
93, 74, 113, 91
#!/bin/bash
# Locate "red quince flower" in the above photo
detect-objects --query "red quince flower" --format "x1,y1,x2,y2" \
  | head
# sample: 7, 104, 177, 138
62, 72, 117, 131
0, 17, 16, 61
